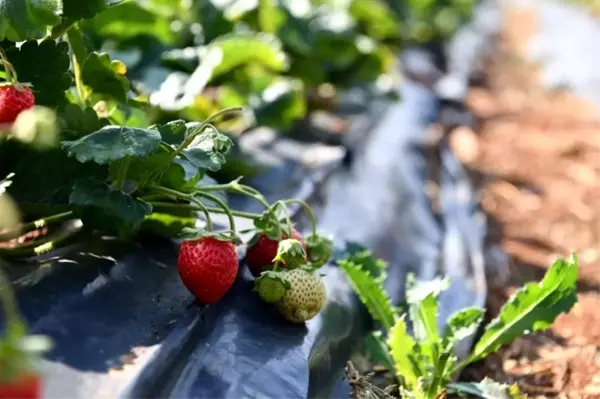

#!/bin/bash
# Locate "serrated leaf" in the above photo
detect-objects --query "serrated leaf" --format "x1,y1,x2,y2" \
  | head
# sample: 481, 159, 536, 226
0, 0, 62, 41
208, 32, 288, 78
406, 275, 450, 304
338, 257, 396, 331
70, 178, 152, 234
90, 1, 173, 43
468, 256, 578, 364
181, 125, 233, 172
62, 0, 123, 20
388, 315, 419, 389
342, 243, 388, 278
60, 104, 109, 139
443, 307, 484, 347
448, 378, 526, 399
82, 52, 130, 102
62, 125, 161, 165
364, 331, 395, 372
4, 40, 71, 107
151, 119, 186, 145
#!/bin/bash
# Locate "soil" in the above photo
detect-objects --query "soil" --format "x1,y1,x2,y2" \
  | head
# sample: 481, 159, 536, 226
452, 5, 600, 398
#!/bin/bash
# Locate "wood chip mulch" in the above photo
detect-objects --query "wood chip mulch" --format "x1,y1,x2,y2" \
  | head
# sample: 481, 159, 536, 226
452, 5, 600, 399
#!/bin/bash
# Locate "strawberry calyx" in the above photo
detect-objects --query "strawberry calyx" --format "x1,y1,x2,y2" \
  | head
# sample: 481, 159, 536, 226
272, 239, 307, 269
253, 270, 291, 303
180, 227, 242, 245
305, 233, 334, 268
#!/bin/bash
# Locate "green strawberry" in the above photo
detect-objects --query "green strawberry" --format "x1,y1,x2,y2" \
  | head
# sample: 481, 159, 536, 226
305, 234, 334, 268
272, 238, 307, 269
254, 270, 290, 304
276, 269, 326, 323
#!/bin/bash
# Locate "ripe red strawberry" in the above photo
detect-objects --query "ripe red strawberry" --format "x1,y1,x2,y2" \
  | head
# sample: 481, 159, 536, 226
245, 229, 307, 277
0, 372, 40, 399
0, 85, 35, 125
178, 237, 238, 304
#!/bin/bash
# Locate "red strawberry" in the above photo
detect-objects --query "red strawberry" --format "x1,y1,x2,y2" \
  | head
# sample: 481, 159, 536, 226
0, 85, 35, 125
177, 237, 238, 304
245, 229, 307, 277
0, 372, 40, 399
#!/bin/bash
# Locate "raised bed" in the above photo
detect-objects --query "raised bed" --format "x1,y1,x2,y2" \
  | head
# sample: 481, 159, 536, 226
0, 1, 503, 398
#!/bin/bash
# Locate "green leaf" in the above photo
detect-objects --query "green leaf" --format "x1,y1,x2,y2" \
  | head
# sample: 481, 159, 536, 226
62, 125, 162, 165
388, 315, 419, 389
181, 124, 233, 172
81, 52, 130, 102
4, 40, 72, 107
3, 147, 106, 209
140, 211, 196, 238
350, 0, 400, 41
0, 0, 62, 41
443, 307, 484, 347
60, 104, 109, 139
448, 378, 526, 399
342, 244, 388, 278
364, 331, 395, 372
338, 255, 396, 331
89, 1, 173, 43
70, 178, 152, 234
254, 78, 306, 130
468, 256, 578, 364
406, 275, 450, 304
151, 119, 186, 145
63, 0, 123, 20
205, 32, 289, 79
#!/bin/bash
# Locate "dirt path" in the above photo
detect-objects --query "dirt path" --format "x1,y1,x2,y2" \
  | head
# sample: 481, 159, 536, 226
452, 5, 600, 398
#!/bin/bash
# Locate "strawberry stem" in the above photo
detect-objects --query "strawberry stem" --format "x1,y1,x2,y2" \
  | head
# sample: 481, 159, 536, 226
193, 191, 235, 234
0, 49, 18, 83
0, 260, 21, 330
148, 202, 261, 220
0, 211, 74, 242
283, 199, 318, 236
148, 186, 214, 231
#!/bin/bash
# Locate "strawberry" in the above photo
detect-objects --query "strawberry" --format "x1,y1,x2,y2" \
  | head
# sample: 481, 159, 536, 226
253, 270, 290, 304
178, 237, 238, 304
0, 372, 40, 399
276, 268, 326, 323
0, 85, 35, 125
245, 229, 307, 277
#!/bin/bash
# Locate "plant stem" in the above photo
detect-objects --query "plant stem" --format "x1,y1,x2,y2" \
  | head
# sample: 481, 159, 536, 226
49, 19, 75, 39
115, 158, 131, 191
0, 228, 84, 258
148, 202, 261, 220
0, 211, 75, 242
148, 186, 213, 231
284, 199, 318, 236
272, 201, 293, 237
72, 55, 88, 107
0, 260, 21, 329
194, 192, 236, 234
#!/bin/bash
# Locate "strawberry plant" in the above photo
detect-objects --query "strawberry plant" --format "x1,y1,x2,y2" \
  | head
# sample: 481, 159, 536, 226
339, 248, 579, 398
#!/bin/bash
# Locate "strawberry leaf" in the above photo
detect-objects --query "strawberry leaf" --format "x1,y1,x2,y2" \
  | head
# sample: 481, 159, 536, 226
387, 315, 420, 389
60, 104, 109, 139
62, 0, 123, 20
442, 307, 484, 348
467, 256, 578, 365
69, 178, 152, 235
81, 52, 130, 102
448, 378, 526, 399
62, 125, 161, 165
0, 0, 62, 41
338, 252, 396, 331
4, 40, 72, 107
181, 124, 233, 172
89, 1, 173, 43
